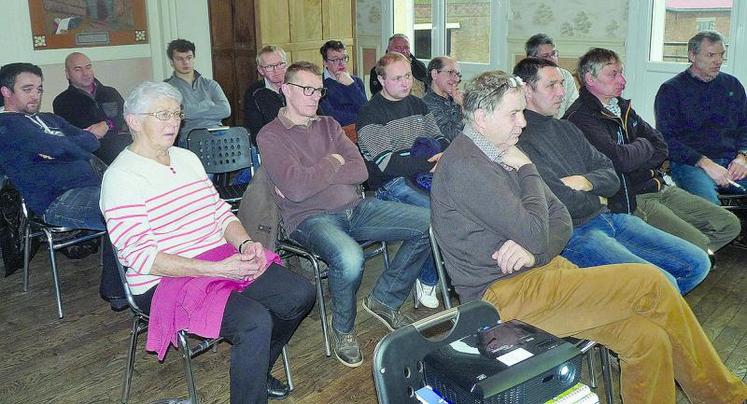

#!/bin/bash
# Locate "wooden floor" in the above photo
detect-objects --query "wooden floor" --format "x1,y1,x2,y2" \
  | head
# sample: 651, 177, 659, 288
1, 242, 745, 404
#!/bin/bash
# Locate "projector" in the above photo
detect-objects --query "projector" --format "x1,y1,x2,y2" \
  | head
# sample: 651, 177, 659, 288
423, 320, 583, 404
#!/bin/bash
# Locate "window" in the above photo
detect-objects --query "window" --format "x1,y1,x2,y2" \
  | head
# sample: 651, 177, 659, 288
649, 0, 732, 62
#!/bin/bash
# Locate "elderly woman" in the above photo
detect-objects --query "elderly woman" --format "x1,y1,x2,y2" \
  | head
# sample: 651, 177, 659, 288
100, 81, 315, 404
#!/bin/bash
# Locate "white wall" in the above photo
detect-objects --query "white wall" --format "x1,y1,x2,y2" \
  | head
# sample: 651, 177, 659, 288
0, 0, 212, 112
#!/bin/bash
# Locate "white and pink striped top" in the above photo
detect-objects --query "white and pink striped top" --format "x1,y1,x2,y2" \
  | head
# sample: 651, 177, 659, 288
100, 147, 238, 294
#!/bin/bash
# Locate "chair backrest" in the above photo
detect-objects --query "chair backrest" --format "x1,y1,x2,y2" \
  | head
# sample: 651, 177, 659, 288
186, 127, 254, 174
112, 248, 147, 318
372, 300, 501, 403
341, 124, 358, 144
237, 166, 280, 250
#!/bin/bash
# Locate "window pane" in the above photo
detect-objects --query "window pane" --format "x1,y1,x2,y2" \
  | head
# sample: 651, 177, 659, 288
414, 0, 433, 60
650, 0, 731, 62
447, 0, 491, 63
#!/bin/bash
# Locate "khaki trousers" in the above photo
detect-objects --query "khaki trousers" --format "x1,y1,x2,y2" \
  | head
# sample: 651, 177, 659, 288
482, 256, 747, 403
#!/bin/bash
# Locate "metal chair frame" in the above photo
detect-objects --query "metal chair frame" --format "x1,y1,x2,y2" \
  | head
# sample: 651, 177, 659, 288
21, 198, 106, 319
115, 255, 293, 403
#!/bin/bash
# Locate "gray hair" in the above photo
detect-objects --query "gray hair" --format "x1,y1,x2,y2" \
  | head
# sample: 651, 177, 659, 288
525, 33, 554, 57
387, 33, 410, 48
577, 48, 621, 85
688, 30, 725, 54
124, 81, 182, 116
463, 70, 524, 124
256, 45, 287, 67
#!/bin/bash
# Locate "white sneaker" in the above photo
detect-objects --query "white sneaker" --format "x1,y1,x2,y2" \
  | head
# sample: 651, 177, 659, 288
415, 279, 440, 309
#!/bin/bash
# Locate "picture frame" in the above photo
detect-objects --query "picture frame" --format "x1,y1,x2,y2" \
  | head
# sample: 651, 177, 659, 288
28, 0, 148, 50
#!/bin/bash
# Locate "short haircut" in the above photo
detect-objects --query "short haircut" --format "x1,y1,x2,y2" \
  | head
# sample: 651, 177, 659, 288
256, 45, 287, 66
688, 30, 725, 54
374, 52, 409, 79
320, 40, 345, 61
577, 48, 621, 84
64, 52, 88, 70
513, 57, 558, 86
124, 81, 183, 116
525, 33, 555, 57
426, 56, 453, 83
463, 70, 524, 124
166, 39, 196, 60
387, 33, 410, 50
284, 61, 322, 83
0, 63, 43, 93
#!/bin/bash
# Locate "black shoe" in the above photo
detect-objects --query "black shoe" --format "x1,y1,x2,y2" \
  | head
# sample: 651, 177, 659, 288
332, 327, 363, 368
107, 296, 129, 312
267, 375, 290, 400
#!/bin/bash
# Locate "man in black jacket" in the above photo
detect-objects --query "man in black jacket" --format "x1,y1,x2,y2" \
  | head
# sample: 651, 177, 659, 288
243, 45, 288, 143
513, 56, 710, 296
565, 48, 739, 254
53, 52, 129, 164
368, 34, 428, 97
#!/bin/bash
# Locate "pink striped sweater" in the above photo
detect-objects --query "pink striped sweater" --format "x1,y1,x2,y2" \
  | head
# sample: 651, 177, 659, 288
100, 147, 239, 295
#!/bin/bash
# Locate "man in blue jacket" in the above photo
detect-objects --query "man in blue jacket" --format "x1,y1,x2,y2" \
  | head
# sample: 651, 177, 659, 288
319, 40, 367, 127
0, 62, 124, 309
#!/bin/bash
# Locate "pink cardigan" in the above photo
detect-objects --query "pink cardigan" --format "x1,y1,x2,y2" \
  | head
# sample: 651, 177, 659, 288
146, 243, 282, 360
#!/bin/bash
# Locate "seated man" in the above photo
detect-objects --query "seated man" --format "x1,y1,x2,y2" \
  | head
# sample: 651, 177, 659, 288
655, 30, 747, 205
53, 52, 129, 165
369, 34, 429, 97
422, 56, 464, 141
525, 33, 578, 117
244, 45, 288, 143
318, 40, 367, 127
430, 69, 747, 404
513, 57, 710, 295
164, 39, 231, 146
357, 52, 448, 307
0, 62, 124, 309
565, 48, 740, 254
257, 61, 432, 368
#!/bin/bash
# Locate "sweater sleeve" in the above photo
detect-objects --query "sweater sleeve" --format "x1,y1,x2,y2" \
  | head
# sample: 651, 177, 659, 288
654, 83, 703, 165
327, 122, 369, 185
198, 79, 231, 122
257, 124, 345, 202
570, 125, 621, 196
320, 77, 367, 126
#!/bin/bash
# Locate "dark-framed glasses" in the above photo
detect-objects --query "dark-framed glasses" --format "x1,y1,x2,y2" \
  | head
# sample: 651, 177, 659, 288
438, 69, 463, 80
327, 55, 350, 64
286, 82, 327, 97
476, 76, 524, 109
260, 61, 287, 71
137, 110, 185, 121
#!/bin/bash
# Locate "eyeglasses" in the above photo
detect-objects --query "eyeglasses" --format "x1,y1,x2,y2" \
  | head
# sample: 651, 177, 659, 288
286, 82, 327, 97
326, 55, 349, 64
137, 110, 185, 121
476, 76, 524, 109
260, 61, 287, 71
438, 69, 463, 80
538, 49, 560, 59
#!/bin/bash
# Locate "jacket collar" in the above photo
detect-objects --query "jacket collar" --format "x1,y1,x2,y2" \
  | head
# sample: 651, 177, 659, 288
577, 86, 630, 118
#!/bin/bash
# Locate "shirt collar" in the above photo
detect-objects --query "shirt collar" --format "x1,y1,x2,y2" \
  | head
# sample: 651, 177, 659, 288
323, 68, 334, 81
277, 107, 320, 129
264, 79, 281, 93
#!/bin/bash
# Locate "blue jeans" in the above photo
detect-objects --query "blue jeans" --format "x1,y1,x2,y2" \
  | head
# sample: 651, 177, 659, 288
670, 159, 747, 205
290, 198, 432, 333
375, 176, 438, 286
561, 213, 710, 295
42, 186, 123, 300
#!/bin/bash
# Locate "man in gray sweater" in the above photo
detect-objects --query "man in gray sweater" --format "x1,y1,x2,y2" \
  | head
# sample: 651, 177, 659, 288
257, 62, 431, 368
165, 39, 231, 147
513, 57, 710, 295
430, 69, 747, 403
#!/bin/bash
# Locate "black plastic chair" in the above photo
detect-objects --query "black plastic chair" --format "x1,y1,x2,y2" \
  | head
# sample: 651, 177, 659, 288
186, 127, 256, 207
114, 252, 294, 403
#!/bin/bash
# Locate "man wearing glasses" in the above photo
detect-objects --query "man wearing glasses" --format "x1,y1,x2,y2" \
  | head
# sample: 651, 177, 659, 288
164, 39, 231, 147
423, 56, 464, 141
318, 40, 367, 127
244, 45, 289, 143
257, 62, 432, 368
525, 33, 578, 117
369, 34, 429, 97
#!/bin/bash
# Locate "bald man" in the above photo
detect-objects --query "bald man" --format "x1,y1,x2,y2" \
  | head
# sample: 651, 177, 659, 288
53, 52, 129, 164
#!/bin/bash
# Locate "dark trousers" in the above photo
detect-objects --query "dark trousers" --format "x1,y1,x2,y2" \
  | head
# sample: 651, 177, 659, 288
134, 264, 315, 404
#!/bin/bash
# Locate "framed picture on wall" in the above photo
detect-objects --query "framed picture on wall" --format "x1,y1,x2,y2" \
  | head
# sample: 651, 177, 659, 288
28, 0, 148, 49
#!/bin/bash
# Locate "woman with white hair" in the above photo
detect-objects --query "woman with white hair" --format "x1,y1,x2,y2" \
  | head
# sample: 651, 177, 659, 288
100, 81, 314, 403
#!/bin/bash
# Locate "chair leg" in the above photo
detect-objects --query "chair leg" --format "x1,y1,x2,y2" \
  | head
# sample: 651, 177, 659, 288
309, 255, 331, 357
22, 222, 32, 292
121, 316, 142, 403
178, 331, 200, 404
281, 345, 294, 392
429, 228, 452, 310
45, 229, 64, 319
380, 241, 390, 270
587, 349, 597, 389
600, 346, 614, 404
